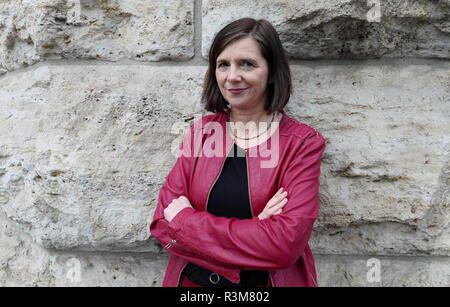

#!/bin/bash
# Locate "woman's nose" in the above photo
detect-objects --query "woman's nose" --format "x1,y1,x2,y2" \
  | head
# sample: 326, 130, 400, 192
227, 65, 242, 82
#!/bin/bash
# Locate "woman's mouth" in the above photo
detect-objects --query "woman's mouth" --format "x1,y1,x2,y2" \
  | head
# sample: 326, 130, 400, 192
228, 88, 248, 95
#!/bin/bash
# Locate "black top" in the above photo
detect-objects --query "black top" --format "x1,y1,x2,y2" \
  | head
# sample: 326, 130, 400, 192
184, 143, 269, 287
206, 142, 252, 219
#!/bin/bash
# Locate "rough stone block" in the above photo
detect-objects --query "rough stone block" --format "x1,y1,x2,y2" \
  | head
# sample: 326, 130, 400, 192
0, 61, 448, 256
0, 211, 168, 286
315, 255, 450, 286
0, 63, 205, 251
202, 0, 450, 59
0, 0, 194, 73
285, 62, 450, 255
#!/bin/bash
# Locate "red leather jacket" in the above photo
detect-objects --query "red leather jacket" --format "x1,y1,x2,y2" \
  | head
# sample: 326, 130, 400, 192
150, 109, 326, 287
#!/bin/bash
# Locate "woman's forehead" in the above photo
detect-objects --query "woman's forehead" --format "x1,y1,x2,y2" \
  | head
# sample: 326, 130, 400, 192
216, 38, 263, 61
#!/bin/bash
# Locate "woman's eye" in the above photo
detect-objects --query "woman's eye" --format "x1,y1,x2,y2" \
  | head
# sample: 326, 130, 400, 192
216, 62, 253, 69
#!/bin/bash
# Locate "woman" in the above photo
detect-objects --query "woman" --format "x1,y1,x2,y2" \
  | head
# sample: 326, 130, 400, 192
150, 17, 326, 287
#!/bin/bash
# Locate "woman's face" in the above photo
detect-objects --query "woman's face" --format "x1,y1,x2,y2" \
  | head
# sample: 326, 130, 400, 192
215, 37, 271, 112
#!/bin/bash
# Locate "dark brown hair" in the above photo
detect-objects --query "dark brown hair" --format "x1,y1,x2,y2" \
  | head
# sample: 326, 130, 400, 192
201, 18, 292, 114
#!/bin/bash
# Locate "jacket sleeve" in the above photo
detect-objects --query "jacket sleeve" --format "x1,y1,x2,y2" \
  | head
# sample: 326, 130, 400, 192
166, 132, 326, 271
149, 121, 242, 282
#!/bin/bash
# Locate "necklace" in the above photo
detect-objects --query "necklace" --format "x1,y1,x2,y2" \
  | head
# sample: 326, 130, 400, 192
228, 112, 276, 140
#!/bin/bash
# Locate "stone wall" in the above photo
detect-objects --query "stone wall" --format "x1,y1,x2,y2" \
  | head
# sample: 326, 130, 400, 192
0, 0, 449, 286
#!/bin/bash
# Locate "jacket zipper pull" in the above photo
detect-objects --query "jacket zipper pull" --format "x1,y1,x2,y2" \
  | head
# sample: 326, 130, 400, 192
164, 239, 176, 250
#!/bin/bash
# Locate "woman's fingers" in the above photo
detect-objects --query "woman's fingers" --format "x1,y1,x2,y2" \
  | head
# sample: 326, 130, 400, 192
164, 196, 193, 223
267, 188, 282, 204
273, 208, 283, 215
259, 188, 288, 220
270, 198, 288, 214
267, 189, 287, 208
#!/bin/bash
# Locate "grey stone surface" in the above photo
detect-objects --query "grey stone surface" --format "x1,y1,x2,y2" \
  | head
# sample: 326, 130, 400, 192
3, 206, 448, 286
0, 61, 448, 258
202, 0, 450, 59
0, 0, 194, 73
0, 211, 169, 286
0, 63, 205, 252
284, 61, 449, 255
0, 0, 449, 287
315, 255, 450, 286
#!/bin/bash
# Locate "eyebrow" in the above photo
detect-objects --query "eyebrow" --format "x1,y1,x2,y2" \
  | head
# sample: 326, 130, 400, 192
216, 57, 257, 64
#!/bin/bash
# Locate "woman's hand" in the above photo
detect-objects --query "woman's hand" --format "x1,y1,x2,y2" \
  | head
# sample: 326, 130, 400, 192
164, 196, 193, 223
258, 187, 288, 220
